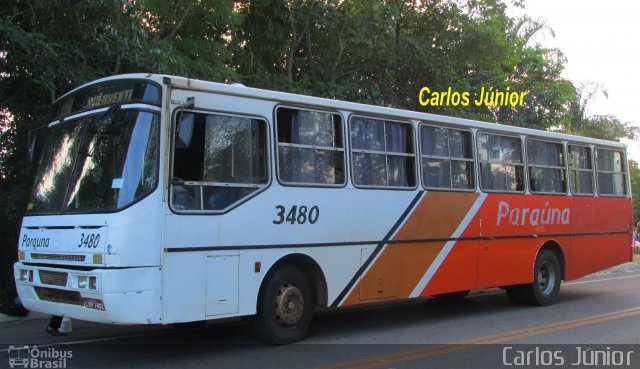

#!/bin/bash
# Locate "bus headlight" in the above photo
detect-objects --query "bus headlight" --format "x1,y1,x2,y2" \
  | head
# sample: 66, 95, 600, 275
77, 275, 97, 290
17, 269, 33, 282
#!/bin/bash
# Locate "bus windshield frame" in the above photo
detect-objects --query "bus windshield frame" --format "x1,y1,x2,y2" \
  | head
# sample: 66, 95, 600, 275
27, 107, 160, 215
51, 80, 161, 120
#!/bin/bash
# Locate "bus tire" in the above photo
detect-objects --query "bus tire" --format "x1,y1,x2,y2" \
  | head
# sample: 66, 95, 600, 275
253, 265, 314, 344
506, 249, 561, 306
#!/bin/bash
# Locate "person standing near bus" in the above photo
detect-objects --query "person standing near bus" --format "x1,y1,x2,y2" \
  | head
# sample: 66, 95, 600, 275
635, 221, 640, 247
45, 315, 66, 336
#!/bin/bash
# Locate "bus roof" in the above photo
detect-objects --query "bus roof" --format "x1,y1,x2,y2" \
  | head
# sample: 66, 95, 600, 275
59, 73, 626, 149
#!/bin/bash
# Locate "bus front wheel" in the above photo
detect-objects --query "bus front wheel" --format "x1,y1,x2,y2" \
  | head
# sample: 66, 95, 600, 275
253, 265, 314, 344
506, 249, 561, 306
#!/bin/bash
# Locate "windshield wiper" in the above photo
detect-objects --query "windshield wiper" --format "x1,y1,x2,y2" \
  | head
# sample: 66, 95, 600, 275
95, 104, 121, 124
85, 104, 121, 157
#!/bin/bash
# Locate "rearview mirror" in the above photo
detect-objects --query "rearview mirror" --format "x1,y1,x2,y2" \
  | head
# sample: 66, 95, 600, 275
28, 134, 37, 162
27, 126, 46, 163
176, 113, 194, 149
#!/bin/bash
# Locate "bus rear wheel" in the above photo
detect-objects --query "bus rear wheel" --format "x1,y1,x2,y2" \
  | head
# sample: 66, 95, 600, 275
253, 265, 314, 344
506, 249, 561, 306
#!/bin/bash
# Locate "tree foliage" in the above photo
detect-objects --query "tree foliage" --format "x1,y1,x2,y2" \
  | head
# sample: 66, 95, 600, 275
561, 83, 640, 141
231, 0, 576, 128
0, 0, 638, 303
0, 0, 241, 303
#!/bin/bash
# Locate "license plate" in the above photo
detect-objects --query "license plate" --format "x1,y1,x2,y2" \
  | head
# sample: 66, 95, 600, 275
82, 297, 105, 311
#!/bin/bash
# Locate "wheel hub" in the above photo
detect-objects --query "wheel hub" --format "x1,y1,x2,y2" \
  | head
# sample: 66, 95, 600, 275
538, 261, 556, 295
274, 283, 304, 326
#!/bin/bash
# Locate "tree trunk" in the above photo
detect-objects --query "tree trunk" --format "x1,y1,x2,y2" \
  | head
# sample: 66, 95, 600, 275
114, 54, 121, 75
161, 3, 194, 41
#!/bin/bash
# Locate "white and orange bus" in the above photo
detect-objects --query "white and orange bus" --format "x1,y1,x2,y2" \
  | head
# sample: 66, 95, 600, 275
15, 74, 634, 343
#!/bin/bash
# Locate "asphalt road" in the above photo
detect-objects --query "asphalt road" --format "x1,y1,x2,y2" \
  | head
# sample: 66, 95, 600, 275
2, 261, 640, 369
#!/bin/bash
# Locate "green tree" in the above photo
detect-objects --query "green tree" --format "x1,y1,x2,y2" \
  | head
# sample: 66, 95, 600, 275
0, 0, 241, 304
562, 83, 640, 141
232, 0, 576, 129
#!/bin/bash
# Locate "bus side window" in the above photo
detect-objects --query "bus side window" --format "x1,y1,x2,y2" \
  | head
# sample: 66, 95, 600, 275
527, 139, 566, 194
276, 107, 345, 186
350, 116, 416, 188
420, 124, 474, 190
477, 132, 524, 192
595, 148, 627, 196
171, 112, 268, 212
172, 184, 199, 210
568, 145, 594, 195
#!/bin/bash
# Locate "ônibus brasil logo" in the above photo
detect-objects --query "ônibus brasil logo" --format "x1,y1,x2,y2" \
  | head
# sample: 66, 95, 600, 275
8, 345, 72, 368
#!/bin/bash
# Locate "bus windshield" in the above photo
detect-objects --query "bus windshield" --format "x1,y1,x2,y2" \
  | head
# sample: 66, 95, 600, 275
27, 109, 159, 214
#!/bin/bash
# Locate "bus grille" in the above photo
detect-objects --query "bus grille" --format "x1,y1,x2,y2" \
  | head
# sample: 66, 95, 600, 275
39, 270, 68, 287
31, 253, 86, 262
34, 287, 82, 306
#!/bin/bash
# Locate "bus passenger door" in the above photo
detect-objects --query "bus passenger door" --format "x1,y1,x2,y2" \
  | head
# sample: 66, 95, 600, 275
206, 255, 239, 316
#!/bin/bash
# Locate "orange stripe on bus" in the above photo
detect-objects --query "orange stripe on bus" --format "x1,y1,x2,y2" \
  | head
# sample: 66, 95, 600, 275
342, 192, 478, 305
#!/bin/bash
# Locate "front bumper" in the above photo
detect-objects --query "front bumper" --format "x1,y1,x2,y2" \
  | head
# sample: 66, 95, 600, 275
14, 262, 162, 324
